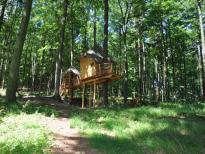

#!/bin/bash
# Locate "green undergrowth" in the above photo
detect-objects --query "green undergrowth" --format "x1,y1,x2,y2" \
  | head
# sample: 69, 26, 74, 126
0, 97, 58, 154
0, 114, 52, 154
0, 98, 58, 117
69, 102, 205, 154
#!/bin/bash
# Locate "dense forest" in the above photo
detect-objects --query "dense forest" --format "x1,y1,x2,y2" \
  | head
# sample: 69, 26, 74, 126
1, 1, 205, 154
1, 0, 205, 103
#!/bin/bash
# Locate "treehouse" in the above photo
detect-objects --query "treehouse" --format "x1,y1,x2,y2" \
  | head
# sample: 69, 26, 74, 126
60, 49, 122, 108
60, 66, 81, 96
80, 49, 121, 84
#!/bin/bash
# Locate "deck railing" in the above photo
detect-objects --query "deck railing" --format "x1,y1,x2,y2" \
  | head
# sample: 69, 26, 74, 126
95, 63, 123, 77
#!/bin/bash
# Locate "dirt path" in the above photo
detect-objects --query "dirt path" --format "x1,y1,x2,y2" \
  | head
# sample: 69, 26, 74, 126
25, 97, 98, 154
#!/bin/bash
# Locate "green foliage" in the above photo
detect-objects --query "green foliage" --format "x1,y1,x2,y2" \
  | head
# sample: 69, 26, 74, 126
69, 103, 205, 154
21, 100, 59, 117
0, 99, 58, 117
0, 97, 57, 154
1, 0, 205, 100
0, 114, 51, 154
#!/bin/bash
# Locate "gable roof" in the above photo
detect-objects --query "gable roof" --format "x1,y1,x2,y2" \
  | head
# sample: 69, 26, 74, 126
65, 66, 80, 76
81, 49, 115, 63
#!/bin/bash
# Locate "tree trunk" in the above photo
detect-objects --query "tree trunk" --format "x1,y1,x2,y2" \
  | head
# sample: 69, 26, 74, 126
1, 59, 7, 89
198, 45, 204, 99
118, 29, 122, 97
31, 51, 37, 91
83, 20, 88, 51
142, 41, 146, 96
54, 0, 68, 101
123, 32, 130, 104
139, 39, 144, 99
163, 56, 167, 101
93, 5, 97, 48
0, 0, 8, 30
71, 6, 74, 66
103, 0, 109, 106
6, 0, 33, 102
155, 59, 159, 101
197, 0, 205, 100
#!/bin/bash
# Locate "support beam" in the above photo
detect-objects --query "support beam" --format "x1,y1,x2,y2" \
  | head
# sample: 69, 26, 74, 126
89, 92, 91, 108
93, 80, 96, 107
82, 83, 85, 108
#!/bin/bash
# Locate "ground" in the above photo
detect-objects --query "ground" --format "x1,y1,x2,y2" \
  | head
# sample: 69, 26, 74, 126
0, 96, 98, 154
0, 93, 205, 154
22, 97, 98, 154
69, 102, 205, 154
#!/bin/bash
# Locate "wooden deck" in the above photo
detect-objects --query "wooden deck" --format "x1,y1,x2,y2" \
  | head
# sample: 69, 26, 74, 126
60, 63, 122, 96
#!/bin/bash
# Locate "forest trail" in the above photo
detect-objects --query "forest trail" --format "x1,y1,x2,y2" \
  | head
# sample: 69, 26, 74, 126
25, 97, 98, 154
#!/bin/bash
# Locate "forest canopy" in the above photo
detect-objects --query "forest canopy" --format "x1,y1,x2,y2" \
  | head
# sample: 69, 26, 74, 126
0, 0, 205, 103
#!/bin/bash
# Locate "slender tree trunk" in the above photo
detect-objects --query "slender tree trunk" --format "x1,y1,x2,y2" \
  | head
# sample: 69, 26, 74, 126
124, 42, 128, 104
83, 20, 88, 51
93, 5, 97, 48
118, 29, 122, 97
23, 46, 28, 88
163, 56, 167, 101
183, 49, 187, 99
167, 20, 176, 100
139, 39, 144, 99
6, 0, 33, 102
197, 0, 205, 100
1, 59, 7, 89
142, 41, 146, 95
0, 53, 5, 83
47, 73, 52, 95
39, 33, 46, 90
54, 0, 68, 101
155, 58, 159, 101
0, 0, 8, 30
71, 6, 74, 66
103, 0, 109, 106
138, 38, 142, 97
31, 51, 37, 91
70, 5, 74, 102
198, 45, 204, 98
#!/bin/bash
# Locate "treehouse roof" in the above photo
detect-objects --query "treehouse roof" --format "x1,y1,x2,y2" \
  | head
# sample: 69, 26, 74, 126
65, 66, 80, 76
81, 49, 115, 64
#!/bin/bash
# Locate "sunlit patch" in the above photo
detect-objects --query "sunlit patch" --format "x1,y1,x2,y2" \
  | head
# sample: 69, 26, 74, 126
69, 102, 205, 154
0, 114, 52, 154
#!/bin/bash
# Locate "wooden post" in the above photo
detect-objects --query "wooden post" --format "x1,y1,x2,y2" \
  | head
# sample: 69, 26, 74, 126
93, 80, 96, 107
89, 86, 91, 108
70, 73, 74, 103
82, 83, 85, 108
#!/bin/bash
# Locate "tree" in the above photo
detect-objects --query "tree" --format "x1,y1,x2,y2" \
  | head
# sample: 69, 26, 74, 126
197, 0, 205, 100
103, 0, 109, 106
6, 0, 33, 102
53, 0, 68, 101
117, 0, 132, 104
0, 0, 8, 30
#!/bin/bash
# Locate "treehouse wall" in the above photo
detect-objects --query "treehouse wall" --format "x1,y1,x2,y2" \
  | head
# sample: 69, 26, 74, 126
80, 57, 96, 80
61, 73, 80, 90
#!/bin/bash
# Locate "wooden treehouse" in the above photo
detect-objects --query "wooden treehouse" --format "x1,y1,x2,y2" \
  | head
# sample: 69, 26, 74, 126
60, 49, 122, 108
60, 67, 81, 96
80, 50, 121, 84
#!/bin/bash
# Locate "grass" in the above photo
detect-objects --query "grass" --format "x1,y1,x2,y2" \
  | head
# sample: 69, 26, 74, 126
0, 96, 58, 154
0, 114, 51, 154
69, 102, 205, 154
